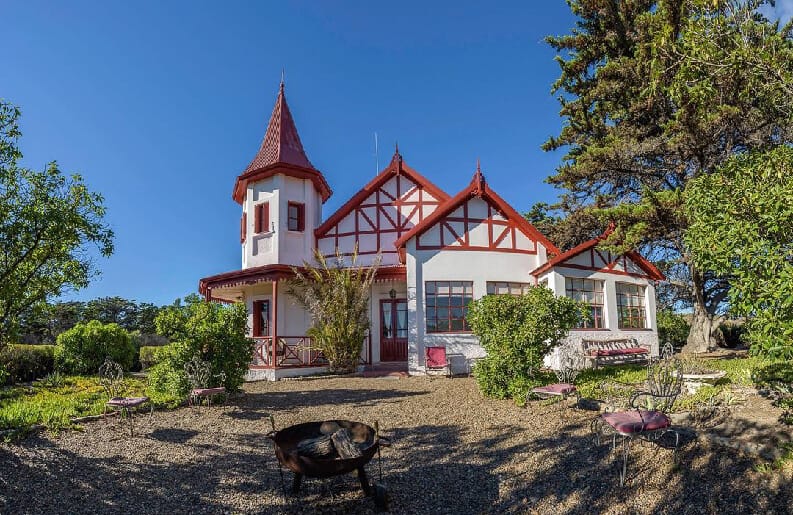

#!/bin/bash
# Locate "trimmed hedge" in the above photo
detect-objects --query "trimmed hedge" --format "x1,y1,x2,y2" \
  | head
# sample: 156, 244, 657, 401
139, 345, 170, 370
0, 345, 56, 385
55, 321, 135, 374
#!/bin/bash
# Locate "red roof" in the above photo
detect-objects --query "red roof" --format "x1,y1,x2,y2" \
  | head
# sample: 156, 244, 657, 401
233, 82, 332, 204
529, 226, 665, 280
315, 149, 450, 237
393, 163, 561, 255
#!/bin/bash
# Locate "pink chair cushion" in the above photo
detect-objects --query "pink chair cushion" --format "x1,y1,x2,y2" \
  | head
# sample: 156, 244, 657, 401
532, 383, 576, 396
191, 387, 226, 396
601, 410, 671, 434
107, 396, 149, 408
590, 347, 648, 357
426, 346, 448, 367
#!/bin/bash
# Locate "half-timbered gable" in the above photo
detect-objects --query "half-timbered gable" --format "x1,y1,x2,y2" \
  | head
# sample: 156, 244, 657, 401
314, 151, 449, 266
395, 165, 560, 264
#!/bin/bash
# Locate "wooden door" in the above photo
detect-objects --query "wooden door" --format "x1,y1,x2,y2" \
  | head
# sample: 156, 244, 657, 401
380, 299, 408, 361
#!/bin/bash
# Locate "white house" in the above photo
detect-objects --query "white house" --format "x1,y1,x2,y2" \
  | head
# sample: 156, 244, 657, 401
198, 83, 665, 380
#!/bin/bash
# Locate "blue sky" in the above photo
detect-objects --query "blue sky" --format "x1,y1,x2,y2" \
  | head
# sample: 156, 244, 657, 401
2, 1, 791, 306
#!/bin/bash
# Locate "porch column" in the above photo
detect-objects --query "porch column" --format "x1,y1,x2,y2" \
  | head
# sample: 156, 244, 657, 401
271, 279, 278, 367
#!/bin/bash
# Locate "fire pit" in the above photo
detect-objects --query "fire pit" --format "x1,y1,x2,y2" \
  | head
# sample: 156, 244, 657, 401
266, 418, 390, 509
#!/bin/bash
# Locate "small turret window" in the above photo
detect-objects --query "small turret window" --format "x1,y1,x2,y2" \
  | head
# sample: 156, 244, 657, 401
287, 202, 305, 232
255, 202, 270, 233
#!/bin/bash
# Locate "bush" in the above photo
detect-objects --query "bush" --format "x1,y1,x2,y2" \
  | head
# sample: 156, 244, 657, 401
656, 309, 689, 349
54, 321, 135, 374
0, 345, 55, 385
717, 320, 746, 348
139, 345, 170, 370
148, 300, 252, 398
467, 286, 584, 403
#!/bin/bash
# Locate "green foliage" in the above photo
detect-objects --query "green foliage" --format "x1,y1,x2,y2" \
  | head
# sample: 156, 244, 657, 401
149, 300, 252, 398
543, 1, 793, 347
139, 345, 170, 371
286, 249, 378, 373
657, 309, 690, 349
686, 147, 793, 359
467, 287, 584, 401
0, 344, 55, 385
0, 101, 114, 348
54, 321, 135, 374
717, 320, 746, 348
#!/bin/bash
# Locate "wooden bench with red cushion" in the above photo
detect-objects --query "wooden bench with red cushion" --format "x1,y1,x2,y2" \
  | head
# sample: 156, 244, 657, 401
581, 338, 651, 368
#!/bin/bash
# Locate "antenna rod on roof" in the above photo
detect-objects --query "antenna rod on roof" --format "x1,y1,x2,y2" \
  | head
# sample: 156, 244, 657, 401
374, 132, 379, 176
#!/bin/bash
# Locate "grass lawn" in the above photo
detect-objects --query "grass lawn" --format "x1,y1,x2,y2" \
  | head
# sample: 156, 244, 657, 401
0, 374, 181, 436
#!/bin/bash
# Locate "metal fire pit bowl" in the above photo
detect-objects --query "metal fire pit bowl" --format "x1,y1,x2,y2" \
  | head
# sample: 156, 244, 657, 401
266, 419, 391, 508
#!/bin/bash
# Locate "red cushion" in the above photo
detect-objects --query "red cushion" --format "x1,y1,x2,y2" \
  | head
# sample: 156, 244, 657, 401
590, 347, 648, 357
107, 396, 149, 408
426, 346, 448, 367
532, 383, 576, 396
601, 410, 670, 434
191, 387, 226, 396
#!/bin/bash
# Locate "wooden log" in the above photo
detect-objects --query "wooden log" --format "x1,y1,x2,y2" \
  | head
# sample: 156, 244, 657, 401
331, 428, 362, 459
296, 435, 336, 458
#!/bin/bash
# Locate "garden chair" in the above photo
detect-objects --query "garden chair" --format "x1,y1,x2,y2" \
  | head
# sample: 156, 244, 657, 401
425, 346, 451, 378
99, 357, 152, 436
591, 357, 683, 486
529, 345, 584, 410
184, 357, 227, 409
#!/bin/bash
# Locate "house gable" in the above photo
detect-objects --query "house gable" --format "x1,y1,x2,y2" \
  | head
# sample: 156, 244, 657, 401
315, 151, 450, 265
395, 164, 560, 259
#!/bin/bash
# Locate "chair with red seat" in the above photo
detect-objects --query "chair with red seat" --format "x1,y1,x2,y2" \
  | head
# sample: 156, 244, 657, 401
99, 358, 152, 436
185, 357, 227, 409
425, 346, 451, 378
591, 356, 683, 485
529, 345, 584, 409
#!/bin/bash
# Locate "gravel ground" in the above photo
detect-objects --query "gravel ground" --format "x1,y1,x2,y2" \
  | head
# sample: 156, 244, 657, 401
1, 376, 791, 515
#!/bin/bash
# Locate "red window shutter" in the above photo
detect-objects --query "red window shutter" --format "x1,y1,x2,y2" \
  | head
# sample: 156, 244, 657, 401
252, 300, 262, 336
254, 205, 262, 233
263, 202, 270, 232
240, 213, 247, 243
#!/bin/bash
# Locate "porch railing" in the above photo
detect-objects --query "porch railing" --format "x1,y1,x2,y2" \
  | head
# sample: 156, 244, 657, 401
252, 335, 372, 368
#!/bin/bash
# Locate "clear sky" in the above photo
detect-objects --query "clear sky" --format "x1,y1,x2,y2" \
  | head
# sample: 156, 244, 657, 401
2, 1, 791, 306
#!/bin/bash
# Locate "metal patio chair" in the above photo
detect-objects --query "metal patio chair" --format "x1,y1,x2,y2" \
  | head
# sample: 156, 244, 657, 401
591, 357, 683, 485
99, 357, 152, 436
185, 357, 227, 409
425, 346, 451, 378
529, 345, 585, 409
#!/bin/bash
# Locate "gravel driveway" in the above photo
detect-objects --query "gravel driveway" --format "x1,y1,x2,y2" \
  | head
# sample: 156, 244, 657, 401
1, 376, 790, 514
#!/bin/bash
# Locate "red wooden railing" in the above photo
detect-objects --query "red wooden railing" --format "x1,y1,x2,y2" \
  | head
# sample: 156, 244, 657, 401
252, 335, 371, 368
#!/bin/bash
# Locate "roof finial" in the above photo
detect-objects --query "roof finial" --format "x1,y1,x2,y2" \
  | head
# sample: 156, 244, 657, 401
280, 69, 285, 91
393, 141, 403, 173
472, 158, 485, 195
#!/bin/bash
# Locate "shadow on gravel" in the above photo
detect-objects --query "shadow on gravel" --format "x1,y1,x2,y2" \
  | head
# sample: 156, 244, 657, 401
148, 428, 199, 444
487, 414, 793, 515
245, 388, 428, 410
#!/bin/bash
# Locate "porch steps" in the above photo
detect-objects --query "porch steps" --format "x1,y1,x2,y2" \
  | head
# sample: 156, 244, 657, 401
359, 362, 409, 379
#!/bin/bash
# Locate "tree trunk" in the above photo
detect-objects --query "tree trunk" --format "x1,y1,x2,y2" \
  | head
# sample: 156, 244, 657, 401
681, 268, 715, 354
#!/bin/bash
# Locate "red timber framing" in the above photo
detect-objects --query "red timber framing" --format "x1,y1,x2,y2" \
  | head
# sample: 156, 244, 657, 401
394, 164, 561, 259
314, 150, 450, 260
530, 226, 665, 281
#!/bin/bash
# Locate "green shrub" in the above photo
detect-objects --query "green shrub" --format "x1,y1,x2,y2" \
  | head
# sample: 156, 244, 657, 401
54, 321, 135, 374
467, 286, 584, 402
149, 300, 252, 398
0, 345, 56, 385
656, 309, 689, 349
717, 321, 746, 348
139, 345, 169, 370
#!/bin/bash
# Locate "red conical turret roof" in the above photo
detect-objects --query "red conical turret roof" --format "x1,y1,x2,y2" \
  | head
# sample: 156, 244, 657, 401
233, 82, 332, 204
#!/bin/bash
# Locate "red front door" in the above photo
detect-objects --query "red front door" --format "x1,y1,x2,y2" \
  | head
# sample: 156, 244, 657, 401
380, 299, 408, 361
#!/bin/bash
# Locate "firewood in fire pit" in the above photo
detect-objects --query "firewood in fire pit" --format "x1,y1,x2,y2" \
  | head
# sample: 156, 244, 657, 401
331, 428, 363, 459
296, 435, 337, 458
319, 421, 341, 435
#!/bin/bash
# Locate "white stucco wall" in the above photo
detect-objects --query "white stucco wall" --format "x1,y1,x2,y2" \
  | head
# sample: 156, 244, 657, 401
538, 267, 659, 369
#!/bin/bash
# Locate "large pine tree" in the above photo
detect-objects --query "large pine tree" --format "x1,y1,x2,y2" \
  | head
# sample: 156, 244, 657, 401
543, 0, 793, 352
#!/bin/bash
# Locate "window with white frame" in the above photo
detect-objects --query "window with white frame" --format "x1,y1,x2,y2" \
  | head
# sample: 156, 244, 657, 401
616, 282, 647, 329
565, 277, 605, 329
486, 281, 532, 296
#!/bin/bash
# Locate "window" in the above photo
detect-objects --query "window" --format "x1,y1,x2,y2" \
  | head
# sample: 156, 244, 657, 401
616, 282, 646, 329
425, 281, 473, 333
287, 202, 305, 232
486, 281, 532, 296
240, 212, 247, 243
252, 300, 270, 336
254, 202, 270, 233
565, 277, 605, 329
